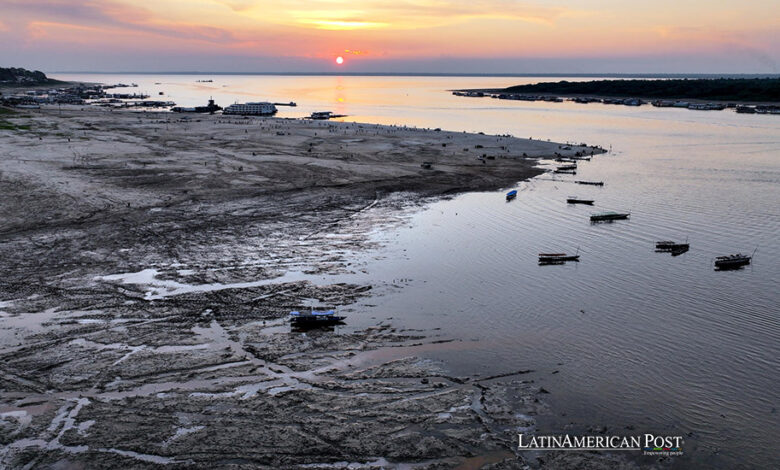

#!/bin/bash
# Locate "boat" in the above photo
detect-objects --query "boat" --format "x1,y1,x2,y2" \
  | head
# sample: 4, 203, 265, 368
688, 103, 726, 111
308, 111, 347, 120
223, 101, 277, 116
539, 251, 580, 264
590, 211, 630, 222
172, 98, 221, 114
714, 253, 752, 270
555, 169, 577, 174
575, 180, 604, 186
567, 197, 594, 205
289, 310, 345, 327
506, 190, 517, 201
556, 164, 577, 170
421, 162, 433, 169
656, 239, 689, 254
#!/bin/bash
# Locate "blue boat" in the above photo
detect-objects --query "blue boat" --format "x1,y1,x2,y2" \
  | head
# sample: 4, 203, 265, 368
290, 310, 346, 326
506, 190, 518, 201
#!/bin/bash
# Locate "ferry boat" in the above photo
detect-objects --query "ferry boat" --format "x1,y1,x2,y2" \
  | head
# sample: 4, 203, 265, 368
223, 102, 277, 116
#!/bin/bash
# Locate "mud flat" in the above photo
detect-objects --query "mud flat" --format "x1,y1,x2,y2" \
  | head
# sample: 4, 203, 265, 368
0, 107, 617, 468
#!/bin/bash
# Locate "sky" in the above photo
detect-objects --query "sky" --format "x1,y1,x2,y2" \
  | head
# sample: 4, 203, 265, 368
1, 0, 778, 74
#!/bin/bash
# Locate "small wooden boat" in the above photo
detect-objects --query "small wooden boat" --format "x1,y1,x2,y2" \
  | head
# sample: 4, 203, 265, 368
506, 190, 517, 201
714, 253, 752, 270
567, 197, 594, 205
656, 240, 689, 252
554, 169, 577, 174
590, 211, 630, 222
556, 164, 577, 170
575, 180, 605, 186
539, 250, 580, 264
290, 310, 345, 327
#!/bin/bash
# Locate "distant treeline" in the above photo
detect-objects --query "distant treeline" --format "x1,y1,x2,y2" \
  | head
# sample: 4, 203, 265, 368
503, 78, 780, 102
0, 67, 59, 86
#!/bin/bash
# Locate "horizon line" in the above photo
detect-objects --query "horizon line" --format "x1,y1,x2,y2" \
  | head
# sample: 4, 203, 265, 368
48, 71, 780, 78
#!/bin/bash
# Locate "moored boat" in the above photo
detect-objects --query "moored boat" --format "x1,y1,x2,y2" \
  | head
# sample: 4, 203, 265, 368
290, 310, 345, 326
172, 98, 221, 114
575, 180, 604, 186
590, 211, 630, 222
223, 101, 277, 116
714, 253, 752, 270
567, 197, 594, 205
308, 111, 347, 120
538, 252, 580, 263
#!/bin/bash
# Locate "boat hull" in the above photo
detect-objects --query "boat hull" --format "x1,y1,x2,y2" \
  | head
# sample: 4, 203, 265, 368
590, 214, 629, 222
714, 257, 751, 270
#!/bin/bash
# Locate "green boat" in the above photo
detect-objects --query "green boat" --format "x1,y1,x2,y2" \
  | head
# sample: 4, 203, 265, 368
590, 211, 630, 222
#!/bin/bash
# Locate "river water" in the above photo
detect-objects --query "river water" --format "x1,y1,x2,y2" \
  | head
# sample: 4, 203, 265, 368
55, 74, 780, 468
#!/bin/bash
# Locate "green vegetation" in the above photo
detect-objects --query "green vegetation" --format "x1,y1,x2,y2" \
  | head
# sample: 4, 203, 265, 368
0, 67, 61, 87
502, 78, 780, 102
0, 116, 30, 131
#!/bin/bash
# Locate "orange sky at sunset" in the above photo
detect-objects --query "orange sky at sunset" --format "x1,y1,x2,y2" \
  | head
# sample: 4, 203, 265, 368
1, 0, 778, 73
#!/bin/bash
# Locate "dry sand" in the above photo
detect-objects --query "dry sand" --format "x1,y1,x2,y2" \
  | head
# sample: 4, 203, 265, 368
0, 107, 631, 469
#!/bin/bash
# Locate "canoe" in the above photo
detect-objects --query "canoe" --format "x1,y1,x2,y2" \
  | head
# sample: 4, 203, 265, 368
590, 211, 630, 221
567, 197, 594, 205
539, 253, 580, 262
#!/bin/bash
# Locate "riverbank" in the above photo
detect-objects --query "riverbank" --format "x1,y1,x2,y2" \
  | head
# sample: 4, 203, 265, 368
457, 78, 780, 102
0, 107, 623, 468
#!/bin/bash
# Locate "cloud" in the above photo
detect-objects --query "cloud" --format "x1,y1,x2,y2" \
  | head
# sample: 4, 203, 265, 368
221, 0, 566, 30
5, 0, 240, 45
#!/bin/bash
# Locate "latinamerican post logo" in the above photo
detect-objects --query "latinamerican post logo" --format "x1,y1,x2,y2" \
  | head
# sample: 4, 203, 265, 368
518, 433, 683, 456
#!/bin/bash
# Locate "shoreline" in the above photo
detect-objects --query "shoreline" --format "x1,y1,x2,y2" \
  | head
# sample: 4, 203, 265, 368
0, 107, 622, 468
452, 89, 780, 108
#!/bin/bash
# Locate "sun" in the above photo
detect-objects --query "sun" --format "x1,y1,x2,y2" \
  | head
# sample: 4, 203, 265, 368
336, 56, 344, 65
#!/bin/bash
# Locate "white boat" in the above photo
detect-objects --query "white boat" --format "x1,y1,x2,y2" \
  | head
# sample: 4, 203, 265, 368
223, 102, 277, 116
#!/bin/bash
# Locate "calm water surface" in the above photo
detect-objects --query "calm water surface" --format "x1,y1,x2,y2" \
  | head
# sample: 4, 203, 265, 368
56, 74, 780, 468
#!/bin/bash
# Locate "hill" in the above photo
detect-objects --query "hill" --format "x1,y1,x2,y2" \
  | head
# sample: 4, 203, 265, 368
0, 67, 61, 86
